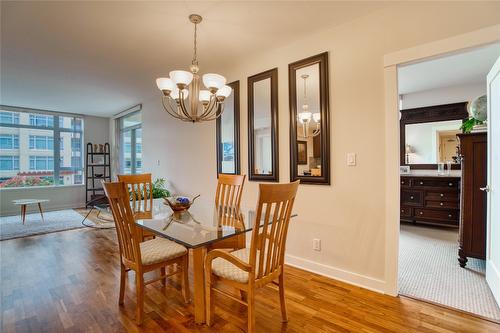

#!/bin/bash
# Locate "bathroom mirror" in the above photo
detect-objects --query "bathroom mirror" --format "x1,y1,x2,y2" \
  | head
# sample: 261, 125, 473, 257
216, 81, 240, 175
248, 68, 279, 182
400, 102, 468, 169
289, 52, 330, 185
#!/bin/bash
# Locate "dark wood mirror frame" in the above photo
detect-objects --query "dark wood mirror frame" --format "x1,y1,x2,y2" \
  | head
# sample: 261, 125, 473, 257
400, 102, 468, 170
216, 81, 240, 176
289, 52, 330, 185
248, 68, 279, 182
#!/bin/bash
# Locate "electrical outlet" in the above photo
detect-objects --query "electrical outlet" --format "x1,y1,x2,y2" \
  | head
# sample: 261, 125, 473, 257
313, 238, 321, 251
347, 153, 356, 166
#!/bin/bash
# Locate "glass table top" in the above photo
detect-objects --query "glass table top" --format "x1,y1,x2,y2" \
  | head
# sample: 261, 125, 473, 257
136, 199, 257, 249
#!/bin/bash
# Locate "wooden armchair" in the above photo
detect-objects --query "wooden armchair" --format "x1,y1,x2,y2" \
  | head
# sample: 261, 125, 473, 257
103, 181, 190, 325
205, 181, 299, 333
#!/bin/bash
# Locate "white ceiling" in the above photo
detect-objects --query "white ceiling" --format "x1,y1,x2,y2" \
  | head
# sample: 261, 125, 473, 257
0, 1, 389, 117
398, 43, 500, 95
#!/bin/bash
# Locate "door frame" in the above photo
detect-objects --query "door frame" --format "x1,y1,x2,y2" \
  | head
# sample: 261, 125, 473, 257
383, 24, 500, 296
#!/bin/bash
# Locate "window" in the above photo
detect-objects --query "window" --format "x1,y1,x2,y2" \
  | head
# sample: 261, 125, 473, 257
119, 111, 142, 174
30, 156, 54, 170
29, 114, 54, 127
0, 156, 19, 170
29, 135, 54, 150
0, 111, 20, 124
0, 109, 84, 188
0, 134, 19, 149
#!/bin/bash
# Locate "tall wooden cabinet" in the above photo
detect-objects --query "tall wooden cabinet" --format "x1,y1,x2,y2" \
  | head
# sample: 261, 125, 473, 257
457, 132, 487, 267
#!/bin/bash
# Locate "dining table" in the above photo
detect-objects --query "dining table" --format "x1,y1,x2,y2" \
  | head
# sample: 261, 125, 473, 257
135, 198, 259, 324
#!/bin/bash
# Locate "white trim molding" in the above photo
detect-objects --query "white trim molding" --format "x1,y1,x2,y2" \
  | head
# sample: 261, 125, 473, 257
285, 254, 387, 294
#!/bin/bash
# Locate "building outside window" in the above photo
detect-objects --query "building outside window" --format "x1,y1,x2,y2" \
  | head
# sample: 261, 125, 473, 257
0, 111, 20, 124
0, 134, 19, 149
0, 156, 19, 170
118, 111, 142, 174
0, 108, 84, 188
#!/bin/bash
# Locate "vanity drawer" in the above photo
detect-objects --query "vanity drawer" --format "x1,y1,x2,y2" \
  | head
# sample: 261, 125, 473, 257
425, 200, 460, 209
400, 206, 412, 217
414, 208, 459, 221
413, 178, 459, 189
425, 190, 459, 201
401, 190, 423, 206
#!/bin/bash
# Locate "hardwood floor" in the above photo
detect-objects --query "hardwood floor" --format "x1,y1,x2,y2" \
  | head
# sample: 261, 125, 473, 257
1, 228, 499, 333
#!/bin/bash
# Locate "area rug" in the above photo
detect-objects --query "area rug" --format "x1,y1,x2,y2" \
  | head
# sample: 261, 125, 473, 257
0, 209, 85, 241
399, 224, 500, 321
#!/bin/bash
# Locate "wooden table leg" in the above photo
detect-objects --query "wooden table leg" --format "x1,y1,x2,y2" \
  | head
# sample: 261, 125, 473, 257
38, 203, 45, 222
192, 246, 207, 324
21, 205, 26, 224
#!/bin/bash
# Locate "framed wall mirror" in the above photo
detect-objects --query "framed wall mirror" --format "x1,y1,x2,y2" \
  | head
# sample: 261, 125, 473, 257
216, 81, 240, 175
289, 52, 330, 185
400, 102, 468, 169
248, 68, 279, 182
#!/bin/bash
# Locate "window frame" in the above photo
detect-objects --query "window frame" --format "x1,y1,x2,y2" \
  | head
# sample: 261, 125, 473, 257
118, 111, 142, 174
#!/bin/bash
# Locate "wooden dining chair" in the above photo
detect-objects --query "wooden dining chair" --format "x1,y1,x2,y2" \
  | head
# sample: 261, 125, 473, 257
118, 173, 155, 239
210, 174, 246, 250
204, 181, 300, 333
103, 181, 190, 325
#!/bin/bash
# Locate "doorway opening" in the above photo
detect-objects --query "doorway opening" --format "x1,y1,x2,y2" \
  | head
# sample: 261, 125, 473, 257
396, 43, 500, 321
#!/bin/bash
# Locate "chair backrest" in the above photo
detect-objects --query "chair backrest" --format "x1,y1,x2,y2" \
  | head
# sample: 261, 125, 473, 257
215, 174, 246, 212
249, 181, 299, 281
103, 181, 141, 268
117, 173, 153, 218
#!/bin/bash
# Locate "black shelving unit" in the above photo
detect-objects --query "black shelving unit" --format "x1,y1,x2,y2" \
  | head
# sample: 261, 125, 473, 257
85, 142, 111, 207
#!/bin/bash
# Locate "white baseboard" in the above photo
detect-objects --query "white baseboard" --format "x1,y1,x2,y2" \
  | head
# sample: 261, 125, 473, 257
285, 254, 387, 294
0, 202, 85, 217
486, 260, 500, 307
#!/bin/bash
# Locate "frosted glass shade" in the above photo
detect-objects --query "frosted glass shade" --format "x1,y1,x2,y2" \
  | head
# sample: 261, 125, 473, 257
216, 85, 232, 98
298, 112, 312, 123
199, 90, 211, 103
169, 70, 193, 87
170, 88, 189, 100
156, 77, 174, 92
312, 113, 321, 123
202, 73, 226, 90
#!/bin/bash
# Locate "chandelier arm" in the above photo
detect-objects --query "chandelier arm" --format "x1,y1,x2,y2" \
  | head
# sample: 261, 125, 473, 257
200, 103, 224, 122
178, 93, 193, 119
198, 95, 217, 119
162, 97, 186, 120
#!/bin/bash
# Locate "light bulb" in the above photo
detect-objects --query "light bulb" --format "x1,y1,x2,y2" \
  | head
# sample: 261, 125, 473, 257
156, 78, 174, 92
199, 90, 211, 103
313, 113, 321, 123
170, 88, 189, 100
169, 70, 193, 88
298, 112, 312, 124
202, 73, 226, 90
216, 85, 232, 98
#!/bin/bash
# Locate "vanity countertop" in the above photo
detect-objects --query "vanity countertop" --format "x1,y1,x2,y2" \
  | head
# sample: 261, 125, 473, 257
400, 169, 461, 178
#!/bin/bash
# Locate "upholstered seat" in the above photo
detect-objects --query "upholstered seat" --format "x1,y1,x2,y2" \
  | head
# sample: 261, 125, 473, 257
140, 238, 187, 266
212, 248, 253, 283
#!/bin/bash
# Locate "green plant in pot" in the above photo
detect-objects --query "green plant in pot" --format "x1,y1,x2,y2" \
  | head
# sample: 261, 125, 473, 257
151, 178, 170, 199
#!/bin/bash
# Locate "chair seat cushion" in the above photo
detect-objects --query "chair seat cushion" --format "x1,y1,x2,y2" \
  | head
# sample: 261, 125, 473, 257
140, 237, 187, 266
212, 248, 254, 283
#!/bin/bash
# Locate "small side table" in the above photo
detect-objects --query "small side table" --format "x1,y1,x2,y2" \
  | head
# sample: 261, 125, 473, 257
12, 199, 50, 224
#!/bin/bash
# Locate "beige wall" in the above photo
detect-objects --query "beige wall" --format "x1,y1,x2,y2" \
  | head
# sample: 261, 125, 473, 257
141, 2, 500, 292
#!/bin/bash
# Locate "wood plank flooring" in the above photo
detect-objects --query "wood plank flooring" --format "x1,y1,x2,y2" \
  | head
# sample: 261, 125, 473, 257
1, 227, 499, 333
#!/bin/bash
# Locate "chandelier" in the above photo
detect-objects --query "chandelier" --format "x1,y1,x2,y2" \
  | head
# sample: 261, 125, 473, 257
298, 74, 321, 138
156, 14, 232, 123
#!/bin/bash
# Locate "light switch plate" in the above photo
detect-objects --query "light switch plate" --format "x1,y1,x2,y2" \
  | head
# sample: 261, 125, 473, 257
347, 153, 356, 166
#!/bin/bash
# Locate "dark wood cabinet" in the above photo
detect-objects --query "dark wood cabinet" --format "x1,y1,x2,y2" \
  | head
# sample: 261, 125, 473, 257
400, 176, 460, 228
457, 132, 487, 267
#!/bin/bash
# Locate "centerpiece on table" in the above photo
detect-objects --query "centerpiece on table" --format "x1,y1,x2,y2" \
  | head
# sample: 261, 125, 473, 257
164, 194, 200, 218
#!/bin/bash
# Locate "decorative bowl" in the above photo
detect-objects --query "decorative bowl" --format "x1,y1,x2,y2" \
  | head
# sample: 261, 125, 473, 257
163, 195, 200, 212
